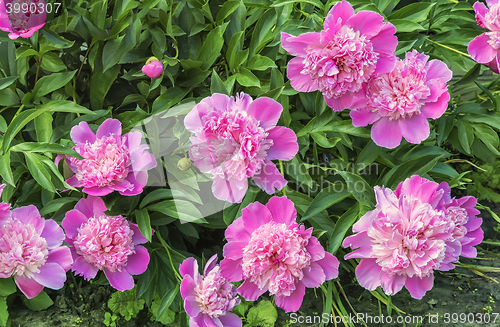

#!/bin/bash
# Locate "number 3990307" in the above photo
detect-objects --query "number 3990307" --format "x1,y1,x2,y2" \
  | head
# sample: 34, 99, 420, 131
5, 1, 61, 14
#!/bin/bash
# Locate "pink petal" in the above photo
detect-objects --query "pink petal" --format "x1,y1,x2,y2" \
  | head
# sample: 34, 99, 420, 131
40, 219, 65, 249
130, 223, 149, 245
265, 127, 298, 161
274, 281, 306, 313
120, 171, 148, 196
346, 10, 384, 38
265, 196, 297, 226
70, 121, 96, 145
237, 280, 266, 301
212, 175, 248, 203
324, 92, 353, 111
343, 232, 373, 259
306, 237, 326, 261
96, 119, 122, 138
109, 179, 134, 192
398, 114, 430, 144
465, 227, 484, 247
224, 217, 251, 242
371, 117, 402, 149
246, 97, 282, 131
241, 201, 272, 232
124, 131, 143, 149
47, 247, 73, 272
204, 254, 219, 275
124, 245, 150, 275
104, 268, 135, 291
180, 275, 197, 298
179, 257, 199, 278
62, 209, 89, 240
370, 23, 398, 55
77, 196, 107, 219
324, 0, 354, 30
355, 258, 382, 290
350, 109, 380, 127
82, 186, 114, 197
184, 296, 202, 317
380, 271, 406, 296
66, 175, 81, 187
252, 159, 287, 194
73, 256, 99, 280
130, 147, 157, 172
203, 314, 223, 327
220, 258, 244, 282
460, 246, 478, 258
223, 241, 247, 260
373, 53, 397, 74
218, 312, 242, 327
405, 274, 433, 299
468, 34, 498, 64
15, 275, 44, 299
32, 262, 67, 289
426, 59, 453, 82
287, 57, 320, 93
421, 92, 450, 119
11, 205, 44, 234
486, 0, 498, 9
281, 32, 321, 56
316, 252, 339, 280
302, 262, 326, 288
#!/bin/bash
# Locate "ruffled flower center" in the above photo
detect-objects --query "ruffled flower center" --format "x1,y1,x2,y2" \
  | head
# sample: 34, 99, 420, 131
241, 222, 311, 297
445, 206, 469, 241
483, 4, 500, 30
74, 215, 134, 271
0, 219, 48, 278
194, 266, 240, 318
487, 31, 500, 49
301, 25, 378, 98
367, 53, 430, 120
8, 0, 44, 32
70, 135, 131, 188
368, 195, 448, 278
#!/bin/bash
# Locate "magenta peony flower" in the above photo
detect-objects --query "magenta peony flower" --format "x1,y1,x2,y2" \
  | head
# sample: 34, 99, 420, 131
220, 196, 339, 312
0, 205, 72, 299
180, 255, 242, 327
184, 93, 298, 203
350, 50, 452, 149
63, 118, 157, 196
343, 175, 483, 299
0, 0, 47, 40
280, 0, 397, 111
0, 184, 11, 224
469, 0, 500, 73
62, 196, 150, 291
141, 57, 164, 78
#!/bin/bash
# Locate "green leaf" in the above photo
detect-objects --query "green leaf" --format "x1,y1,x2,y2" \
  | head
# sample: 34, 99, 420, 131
32, 70, 77, 100
272, 0, 323, 8
211, 70, 229, 95
90, 63, 121, 110
10, 142, 82, 159
454, 63, 480, 86
156, 285, 179, 321
0, 296, 7, 327
152, 87, 190, 114
216, 1, 240, 23
388, 2, 436, 22
35, 100, 95, 114
328, 204, 360, 254
310, 132, 341, 148
245, 300, 277, 327
389, 19, 425, 32
336, 170, 376, 208
0, 279, 16, 297
381, 154, 444, 188
22, 291, 54, 311
2, 109, 47, 153
139, 189, 184, 208
236, 67, 260, 87
135, 209, 152, 242
24, 152, 55, 192
0, 88, 19, 106
0, 153, 14, 186
40, 52, 67, 72
301, 186, 350, 221
197, 22, 229, 70
40, 197, 80, 216
147, 200, 206, 224
227, 31, 244, 71
0, 76, 17, 91
34, 112, 53, 143
246, 54, 277, 71
457, 119, 473, 155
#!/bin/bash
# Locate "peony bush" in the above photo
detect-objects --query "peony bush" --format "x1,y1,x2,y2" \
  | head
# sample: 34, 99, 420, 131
0, 0, 498, 326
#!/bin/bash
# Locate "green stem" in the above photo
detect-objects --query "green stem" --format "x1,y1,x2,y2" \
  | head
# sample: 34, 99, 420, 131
156, 229, 183, 282
279, 160, 286, 196
427, 39, 471, 58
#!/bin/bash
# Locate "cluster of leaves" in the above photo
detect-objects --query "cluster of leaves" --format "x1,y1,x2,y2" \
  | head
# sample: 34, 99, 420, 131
1, 0, 500, 326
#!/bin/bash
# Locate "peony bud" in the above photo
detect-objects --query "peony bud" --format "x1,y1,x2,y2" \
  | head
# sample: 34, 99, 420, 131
142, 57, 164, 78
177, 157, 191, 171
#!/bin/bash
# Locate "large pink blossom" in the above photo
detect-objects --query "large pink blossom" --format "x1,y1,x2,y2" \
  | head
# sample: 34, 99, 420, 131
0, 205, 72, 299
180, 255, 241, 327
0, 184, 11, 225
62, 196, 150, 291
469, 0, 500, 73
220, 196, 339, 312
280, 0, 397, 111
63, 118, 157, 196
184, 93, 298, 203
343, 175, 483, 299
350, 50, 452, 149
0, 0, 46, 40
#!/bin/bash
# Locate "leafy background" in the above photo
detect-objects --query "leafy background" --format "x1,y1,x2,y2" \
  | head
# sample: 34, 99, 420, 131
1, 0, 500, 326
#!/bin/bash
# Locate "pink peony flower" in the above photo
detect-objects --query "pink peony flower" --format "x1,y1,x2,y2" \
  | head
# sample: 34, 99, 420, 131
180, 255, 242, 327
343, 175, 483, 299
350, 50, 452, 149
142, 57, 164, 78
63, 118, 157, 196
0, 0, 47, 40
469, 0, 500, 73
62, 196, 150, 291
184, 93, 298, 203
0, 205, 72, 299
0, 184, 11, 225
220, 196, 339, 312
280, 0, 397, 111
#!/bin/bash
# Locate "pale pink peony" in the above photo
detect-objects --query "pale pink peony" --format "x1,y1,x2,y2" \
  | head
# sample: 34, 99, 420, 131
180, 255, 241, 327
62, 196, 150, 291
350, 50, 452, 149
184, 93, 298, 203
0, 184, 11, 225
280, 0, 397, 111
220, 196, 339, 312
63, 118, 157, 196
0, 0, 47, 40
343, 175, 483, 299
469, 0, 500, 73
142, 57, 164, 78
0, 205, 72, 299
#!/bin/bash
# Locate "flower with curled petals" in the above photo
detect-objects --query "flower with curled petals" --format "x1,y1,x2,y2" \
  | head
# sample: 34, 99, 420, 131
220, 196, 339, 312
281, 0, 397, 111
180, 255, 241, 327
469, 0, 500, 73
62, 196, 150, 291
350, 50, 452, 149
0, 205, 72, 299
184, 93, 298, 203
62, 118, 157, 196
0, 0, 46, 40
